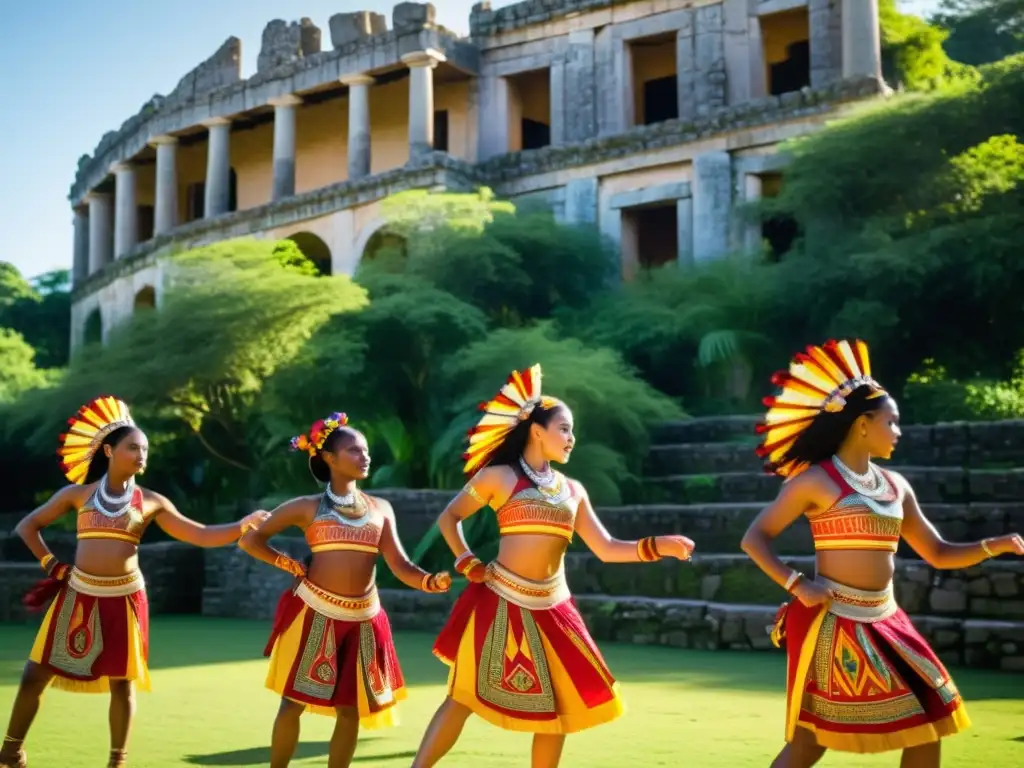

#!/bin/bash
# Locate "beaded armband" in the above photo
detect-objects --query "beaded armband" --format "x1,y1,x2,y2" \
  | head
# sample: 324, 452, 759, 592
463, 483, 486, 506
637, 537, 662, 563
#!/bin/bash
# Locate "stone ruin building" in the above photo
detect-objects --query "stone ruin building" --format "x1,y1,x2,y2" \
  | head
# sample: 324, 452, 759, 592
67, 0, 884, 348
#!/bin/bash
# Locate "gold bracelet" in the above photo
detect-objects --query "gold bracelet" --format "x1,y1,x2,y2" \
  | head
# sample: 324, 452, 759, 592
785, 571, 804, 593
455, 552, 482, 576
637, 537, 661, 563
40, 554, 55, 573
981, 538, 996, 558
420, 572, 433, 591
463, 484, 486, 506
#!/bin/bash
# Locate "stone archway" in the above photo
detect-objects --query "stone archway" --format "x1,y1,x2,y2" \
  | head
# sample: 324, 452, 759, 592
134, 285, 156, 311
285, 231, 332, 275
354, 218, 407, 267
83, 308, 103, 346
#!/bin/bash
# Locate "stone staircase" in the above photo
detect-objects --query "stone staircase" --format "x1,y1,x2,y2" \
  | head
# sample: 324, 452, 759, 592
379, 415, 1024, 671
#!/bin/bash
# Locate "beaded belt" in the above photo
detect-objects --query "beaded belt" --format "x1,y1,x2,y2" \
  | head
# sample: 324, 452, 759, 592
819, 577, 898, 622
295, 579, 380, 622
485, 561, 571, 611
69, 568, 145, 597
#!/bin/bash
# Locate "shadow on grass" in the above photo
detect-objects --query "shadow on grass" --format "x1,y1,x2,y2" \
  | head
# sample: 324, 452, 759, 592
183, 741, 332, 765
182, 742, 414, 766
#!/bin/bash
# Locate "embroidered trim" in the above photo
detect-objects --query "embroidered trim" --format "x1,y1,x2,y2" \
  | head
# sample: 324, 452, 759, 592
476, 598, 555, 714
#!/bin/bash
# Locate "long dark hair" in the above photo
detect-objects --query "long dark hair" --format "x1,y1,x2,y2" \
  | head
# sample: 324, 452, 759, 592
308, 426, 360, 484
84, 426, 138, 484
775, 385, 889, 472
481, 400, 566, 471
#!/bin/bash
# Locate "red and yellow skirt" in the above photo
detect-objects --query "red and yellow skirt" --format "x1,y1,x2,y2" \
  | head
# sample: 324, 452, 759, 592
434, 561, 624, 734
28, 569, 150, 694
264, 580, 406, 727
772, 577, 970, 753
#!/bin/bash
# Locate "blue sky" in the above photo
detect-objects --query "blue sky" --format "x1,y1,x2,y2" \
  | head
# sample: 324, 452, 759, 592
0, 0, 941, 279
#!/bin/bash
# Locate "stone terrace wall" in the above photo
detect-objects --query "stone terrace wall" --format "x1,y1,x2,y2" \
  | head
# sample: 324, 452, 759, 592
0, 542, 203, 623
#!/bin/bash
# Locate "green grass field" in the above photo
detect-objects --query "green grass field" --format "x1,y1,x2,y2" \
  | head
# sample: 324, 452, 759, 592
1, 618, 1021, 767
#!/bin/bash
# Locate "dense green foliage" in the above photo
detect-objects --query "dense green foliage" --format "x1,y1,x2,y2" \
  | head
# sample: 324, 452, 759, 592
934, 0, 1024, 64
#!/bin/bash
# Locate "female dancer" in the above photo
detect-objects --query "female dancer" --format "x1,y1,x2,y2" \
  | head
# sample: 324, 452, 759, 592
411, 364, 696, 768
741, 339, 1024, 766
0, 396, 268, 768
239, 412, 452, 768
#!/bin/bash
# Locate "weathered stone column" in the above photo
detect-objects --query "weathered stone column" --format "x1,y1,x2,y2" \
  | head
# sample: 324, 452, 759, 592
340, 74, 374, 179
743, 173, 763, 253
810, 0, 843, 86
203, 118, 232, 218
86, 192, 113, 273
563, 178, 599, 226
72, 208, 89, 285
112, 162, 137, 258
677, 197, 694, 266
270, 94, 302, 201
842, 0, 881, 79
477, 76, 510, 160
564, 30, 597, 142
402, 50, 445, 160
677, 5, 727, 120
150, 135, 178, 235
692, 151, 732, 262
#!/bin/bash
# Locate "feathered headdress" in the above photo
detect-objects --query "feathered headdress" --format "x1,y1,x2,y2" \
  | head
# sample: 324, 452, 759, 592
463, 364, 559, 476
756, 339, 887, 479
290, 412, 349, 457
58, 396, 136, 484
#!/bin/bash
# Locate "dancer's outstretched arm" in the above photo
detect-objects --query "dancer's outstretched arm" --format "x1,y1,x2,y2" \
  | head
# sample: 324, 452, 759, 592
151, 491, 268, 548
573, 482, 694, 562
377, 499, 451, 593
897, 473, 1024, 568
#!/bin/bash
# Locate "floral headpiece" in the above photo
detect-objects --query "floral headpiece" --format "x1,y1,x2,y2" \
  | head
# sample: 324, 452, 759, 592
290, 412, 349, 457
756, 339, 887, 479
463, 364, 560, 475
58, 396, 136, 484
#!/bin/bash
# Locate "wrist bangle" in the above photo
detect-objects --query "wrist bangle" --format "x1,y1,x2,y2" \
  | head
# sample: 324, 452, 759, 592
981, 538, 996, 558
637, 537, 661, 563
420, 573, 434, 591
40, 554, 55, 573
455, 552, 482, 576
784, 571, 804, 592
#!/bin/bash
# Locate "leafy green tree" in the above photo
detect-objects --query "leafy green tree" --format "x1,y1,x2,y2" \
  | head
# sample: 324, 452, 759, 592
360, 188, 617, 327
881, 0, 979, 90
0, 265, 71, 368
5, 239, 368, 502
934, 1, 1024, 66
0, 329, 56, 403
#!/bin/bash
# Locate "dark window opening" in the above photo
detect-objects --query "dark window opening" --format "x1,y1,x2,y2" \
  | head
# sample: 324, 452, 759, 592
643, 75, 679, 124
433, 110, 449, 152
637, 205, 678, 270
769, 40, 810, 95
137, 205, 155, 242
762, 216, 800, 262
522, 118, 551, 151
186, 182, 205, 222
228, 169, 238, 213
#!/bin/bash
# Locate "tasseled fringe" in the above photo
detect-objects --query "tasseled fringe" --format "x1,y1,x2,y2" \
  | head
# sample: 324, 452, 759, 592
49, 675, 111, 694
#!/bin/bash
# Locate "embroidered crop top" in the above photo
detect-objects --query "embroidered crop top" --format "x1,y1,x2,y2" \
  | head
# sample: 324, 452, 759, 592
77, 487, 148, 544
305, 491, 383, 555
807, 459, 904, 553
495, 471, 580, 542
